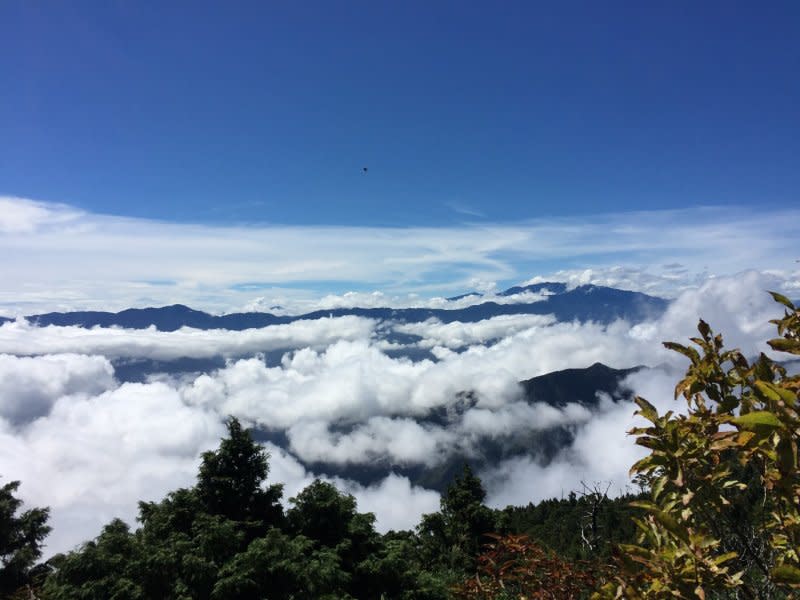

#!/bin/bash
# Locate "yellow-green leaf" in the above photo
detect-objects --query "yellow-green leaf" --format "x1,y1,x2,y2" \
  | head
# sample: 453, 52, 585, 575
634, 396, 659, 424
768, 337, 800, 355
652, 476, 667, 501
663, 341, 700, 363
772, 564, 800, 586
653, 510, 690, 544
629, 500, 660, 512
769, 291, 796, 310
754, 380, 797, 405
736, 431, 756, 446
713, 551, 739, 566
731, 411, 783, 430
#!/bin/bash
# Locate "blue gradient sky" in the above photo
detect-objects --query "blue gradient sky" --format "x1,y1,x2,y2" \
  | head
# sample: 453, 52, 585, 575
2, 1, 798, 227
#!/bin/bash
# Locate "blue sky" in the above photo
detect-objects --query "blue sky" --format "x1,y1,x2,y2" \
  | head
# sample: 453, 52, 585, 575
1, 2, 799, 313
3, 1, 798, 227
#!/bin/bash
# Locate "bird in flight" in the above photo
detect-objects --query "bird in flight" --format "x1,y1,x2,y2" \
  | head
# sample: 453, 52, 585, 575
362, 167, 368, 174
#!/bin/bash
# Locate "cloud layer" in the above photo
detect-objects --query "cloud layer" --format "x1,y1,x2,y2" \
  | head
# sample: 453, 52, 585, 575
2, 195, 799, 315
0, 316, 376, 360
0, 271, 795, 558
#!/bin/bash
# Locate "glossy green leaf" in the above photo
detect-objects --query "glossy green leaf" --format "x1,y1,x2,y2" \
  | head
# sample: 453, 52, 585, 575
754, 380, 797, 405
731, 410, 783, 430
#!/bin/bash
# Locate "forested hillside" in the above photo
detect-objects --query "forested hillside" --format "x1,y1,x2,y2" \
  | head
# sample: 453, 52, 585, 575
3, 417, 639, 599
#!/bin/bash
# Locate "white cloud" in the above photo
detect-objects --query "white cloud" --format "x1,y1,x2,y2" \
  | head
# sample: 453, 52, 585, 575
522, 266, 700, 298
340, 474, 441, 533
243, 288, 550, 315
395, 314, 555, 349
461, 401, 591, 438
629, 270, 786, 359
482, 270, 791, 507
2, 196, 799, 315
0, 381, 226, 557
0, 316, 377, 360
5, 272, 786, 469
523, 265, 800, 301
181, 341, 431, 428
0, 197, 83, 234
175, 321, 644, 466
286, 418, 452, 467
259, 441, 318, 501
0, 353, 116, 424
483, 369, 679, 508
240, 442, 441, 534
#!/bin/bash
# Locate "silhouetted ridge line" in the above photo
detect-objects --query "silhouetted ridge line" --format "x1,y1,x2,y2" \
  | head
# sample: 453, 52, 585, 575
19, 283, 668, 331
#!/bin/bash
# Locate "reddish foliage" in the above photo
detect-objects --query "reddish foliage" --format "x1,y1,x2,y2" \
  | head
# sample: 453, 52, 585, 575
453, 533, 603, 599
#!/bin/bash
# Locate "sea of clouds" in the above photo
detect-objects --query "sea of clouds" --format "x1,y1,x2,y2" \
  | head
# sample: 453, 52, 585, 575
0, 270, 795, 557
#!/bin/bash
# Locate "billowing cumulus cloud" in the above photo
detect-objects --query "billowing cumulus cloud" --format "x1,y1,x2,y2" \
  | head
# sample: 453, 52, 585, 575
0, 353, 116, 424
282, 401, 592, 468
286, 417, 451, 466
395, 314, 556, 349
182, 341, 432, 428
629, 270, 787, 359
339, 474, 441, 533
0, 381, 226, 556
0, 351, 447, 556
240, 442, 441, 534
461, 401, 592, 438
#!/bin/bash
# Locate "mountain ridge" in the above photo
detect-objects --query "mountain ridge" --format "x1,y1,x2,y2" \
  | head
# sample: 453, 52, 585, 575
14, 283, 668, 331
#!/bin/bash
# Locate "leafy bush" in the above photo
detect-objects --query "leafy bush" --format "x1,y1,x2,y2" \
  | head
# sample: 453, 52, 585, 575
0, 479, 50, 597
453, 533, 600, 599
598, 293, 800, 599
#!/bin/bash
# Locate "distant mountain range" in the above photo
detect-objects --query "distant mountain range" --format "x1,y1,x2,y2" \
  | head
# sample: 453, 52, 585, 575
2, 283, 668, 330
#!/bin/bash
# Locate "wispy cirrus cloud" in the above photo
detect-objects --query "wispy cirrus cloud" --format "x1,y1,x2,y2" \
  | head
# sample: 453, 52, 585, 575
1, 195, 799, 315
445, 201, 487, 218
